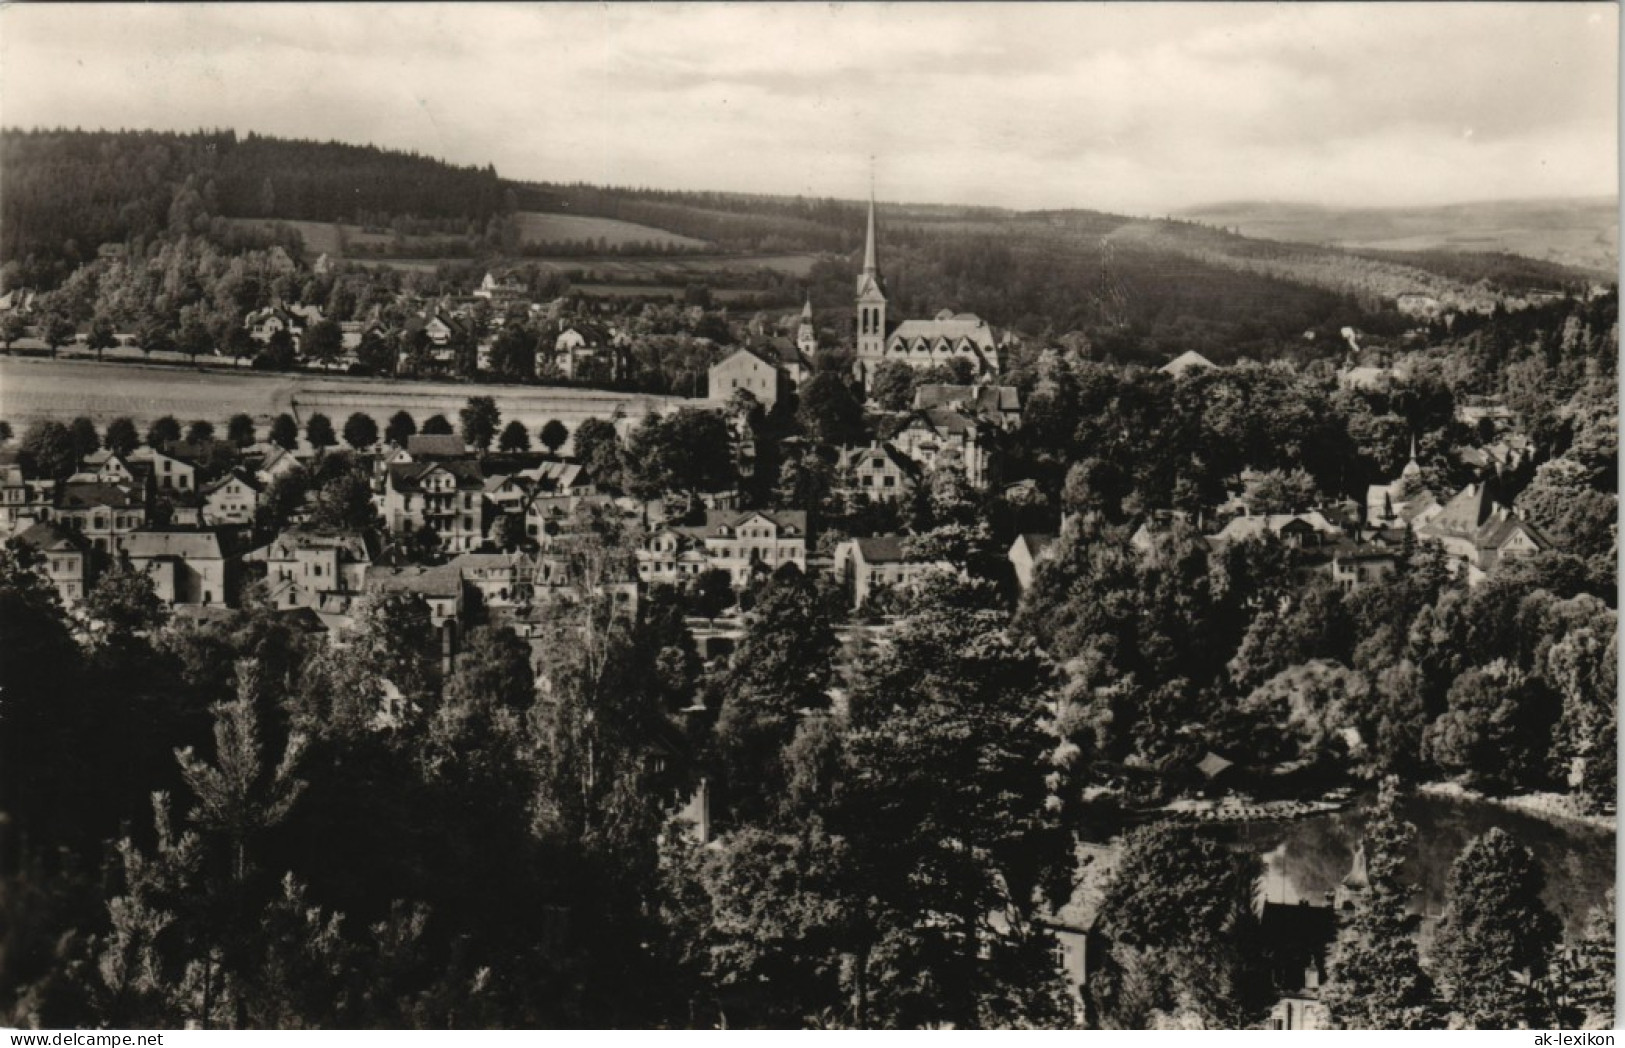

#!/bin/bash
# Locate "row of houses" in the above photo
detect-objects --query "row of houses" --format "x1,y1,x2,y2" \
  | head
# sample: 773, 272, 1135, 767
0, 437, 305, 607
247, 284, 639, 381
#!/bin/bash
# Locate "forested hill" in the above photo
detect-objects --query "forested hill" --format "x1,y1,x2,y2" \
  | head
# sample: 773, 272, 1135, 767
0, 128, 510, 283
4, 129, 1612, 363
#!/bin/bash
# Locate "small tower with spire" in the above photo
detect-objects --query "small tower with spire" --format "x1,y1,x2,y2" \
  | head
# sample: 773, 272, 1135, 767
854, 168, 888, 387
1402, 435, 1422, 479
796, 295, 817, 356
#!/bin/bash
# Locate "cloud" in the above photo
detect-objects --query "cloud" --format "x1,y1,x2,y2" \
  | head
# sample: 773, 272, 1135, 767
0, 2, 1615, 212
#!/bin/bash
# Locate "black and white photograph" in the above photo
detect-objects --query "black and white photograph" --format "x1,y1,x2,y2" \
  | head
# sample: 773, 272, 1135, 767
0, 1, 1617, 1033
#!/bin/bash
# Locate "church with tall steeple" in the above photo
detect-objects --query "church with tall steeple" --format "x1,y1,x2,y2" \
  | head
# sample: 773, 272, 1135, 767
852, 186, 1001, 390
854, 190, 888, 385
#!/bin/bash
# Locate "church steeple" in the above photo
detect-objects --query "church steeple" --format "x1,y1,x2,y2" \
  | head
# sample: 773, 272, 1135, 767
797, 294, 817, 355
854, 174, 888, 387
862, 188, 878, 278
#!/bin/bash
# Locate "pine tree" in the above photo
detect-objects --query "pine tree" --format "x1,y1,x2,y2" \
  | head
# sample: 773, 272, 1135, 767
174, 663, 307, 885
1322, 780, 1443, 1028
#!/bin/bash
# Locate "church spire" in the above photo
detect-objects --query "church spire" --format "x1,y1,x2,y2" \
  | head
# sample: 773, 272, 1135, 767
1402, 434, 1422, 478
862, 184, 878, 278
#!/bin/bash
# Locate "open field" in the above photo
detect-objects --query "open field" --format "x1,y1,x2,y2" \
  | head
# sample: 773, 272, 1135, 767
222, 218, 394, 258
528, 253, 820, 278
0, 357, 687, 453
226, 211, 711, 258
340, 252, 822, 281
512, 211, 708, 249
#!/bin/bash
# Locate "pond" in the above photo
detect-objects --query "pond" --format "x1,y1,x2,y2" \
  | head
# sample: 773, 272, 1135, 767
1218, 791, 1615, 938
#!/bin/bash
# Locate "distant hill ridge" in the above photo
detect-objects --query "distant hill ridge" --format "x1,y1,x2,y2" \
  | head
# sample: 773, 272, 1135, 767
1176, 198, 1618, 277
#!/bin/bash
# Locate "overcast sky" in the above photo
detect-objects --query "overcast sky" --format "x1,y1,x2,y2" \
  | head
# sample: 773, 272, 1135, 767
1, 3, 1616, 214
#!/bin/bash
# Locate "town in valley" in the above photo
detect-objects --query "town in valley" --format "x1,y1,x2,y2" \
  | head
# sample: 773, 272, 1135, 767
0, 2, 1616, 1033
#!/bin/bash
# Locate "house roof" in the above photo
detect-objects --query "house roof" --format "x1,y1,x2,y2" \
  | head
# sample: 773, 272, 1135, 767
838, 442, 921, 479
1423, 483, 1498, 539
890, 312, 997, 351
483, 473, 525, 495
405, 434, 469, 459
246, 305, 298, 328
1210, 512, 1340, 544
521, 460, 588, 491
365, 563, 464, 599
1476, 515, 1553, 552
267, 527, 371, 562
1396, 491, 1441, 523
757, 336, 807, 367
909, 407, 979, 438
913, 383, 1021, 414
557, 322, 612, 347
124, 529, 224, 561
202, 468, 263, 496
1013, 533, 1057, 559
276, 606, 330, 634
1159, 350, 1217, 376
692, 508, 808, 539
1331, 542, 1400, 563
15, 521, 86, 552
446, 551, 524, 573
1257, 901, 1337, 992
58, 481, 144, 510
714, 346, 778, 372
388, 460, 485, 493
244, 443, 296, 468
853, 535, 910, 563
1339, 365, 1393, 390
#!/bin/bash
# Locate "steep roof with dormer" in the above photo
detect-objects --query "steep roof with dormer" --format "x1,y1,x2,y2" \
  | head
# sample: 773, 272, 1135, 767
387, 460, 485, 493
686, 508, 808, 541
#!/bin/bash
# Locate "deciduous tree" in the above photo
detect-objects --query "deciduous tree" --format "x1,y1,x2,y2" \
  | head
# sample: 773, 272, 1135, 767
498, 419, 530, 452
269, 413, 299, 452
572, 416, 622, 491
540, 419, 569, 455
868, 359, 918, 412
1433, 828, 1561, 1028
88, 313, 118, 362
67, 416, 100, 460
19, 420, 78, 480
796, 372, 867, 447
105, 416, 139, 457
341, 412, 379, 451
146, 415, 182, 448
301, 319, 343, 368
384, 410, 417, 446
226, 413, 257, 448
1090, 824, 1262, 1029
459, 396, 501, 451
86, 557, 170, 639
304, 412, 336, 452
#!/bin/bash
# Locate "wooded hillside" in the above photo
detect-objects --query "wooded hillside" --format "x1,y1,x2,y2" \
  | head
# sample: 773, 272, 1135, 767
0, 129, 510, 285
